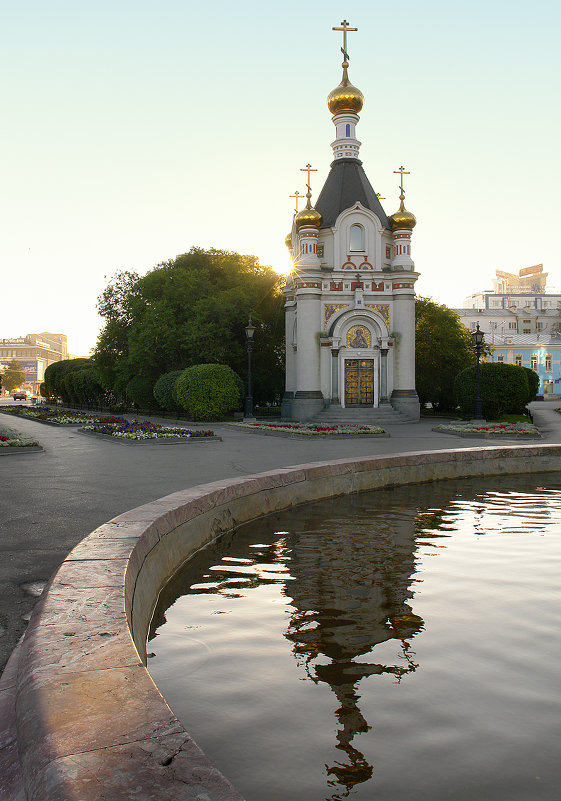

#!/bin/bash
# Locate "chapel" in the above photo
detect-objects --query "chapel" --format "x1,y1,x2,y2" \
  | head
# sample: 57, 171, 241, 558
281, 20, 420, 422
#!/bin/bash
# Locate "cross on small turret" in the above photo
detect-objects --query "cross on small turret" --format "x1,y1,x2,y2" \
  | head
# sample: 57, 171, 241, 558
290, 190, 305, 212
393, 165, 410, 199
332, 19, 358, 63
300, 163, 317, 197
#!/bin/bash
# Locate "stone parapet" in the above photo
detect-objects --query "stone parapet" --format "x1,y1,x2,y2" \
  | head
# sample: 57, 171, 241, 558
3, 445, 561, 799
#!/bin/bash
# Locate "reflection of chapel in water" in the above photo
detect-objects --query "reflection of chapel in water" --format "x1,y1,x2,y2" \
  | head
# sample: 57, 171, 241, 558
148, 487, 427, 801
282, 498, 424, 799
282, 20, 420, 423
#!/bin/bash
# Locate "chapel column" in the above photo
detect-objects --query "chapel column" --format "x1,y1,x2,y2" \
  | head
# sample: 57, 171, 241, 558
331, 349, 340, 404
379, 348, 388, 403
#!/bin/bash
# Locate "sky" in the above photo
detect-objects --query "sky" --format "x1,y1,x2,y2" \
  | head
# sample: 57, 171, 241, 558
2, 0, 560, 357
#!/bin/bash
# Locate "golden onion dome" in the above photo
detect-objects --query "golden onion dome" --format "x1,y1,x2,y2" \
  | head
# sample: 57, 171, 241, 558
295, 202, 323, 230
285, 232, 293, 250
327, 65, 364, 115
389, 198, 417, 231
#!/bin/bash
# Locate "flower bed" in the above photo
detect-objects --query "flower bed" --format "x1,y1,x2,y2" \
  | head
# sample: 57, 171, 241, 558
434, 422, 540, 439
0, 425, 40, 451
0, 407, 125, 426
80, 419, 217, 441
232, 422, 387, 438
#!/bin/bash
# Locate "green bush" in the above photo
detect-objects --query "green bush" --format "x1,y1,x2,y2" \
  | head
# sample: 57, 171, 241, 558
61, 372, 79, 405
126, 375, 157, 409
454, 362, 530, 418
67, 367, 105, 406
61, 367, 104, 406
153, 370, 183, 413
175, 364, 242, 420
523, 367, 540, 402
44, 359, 94, 404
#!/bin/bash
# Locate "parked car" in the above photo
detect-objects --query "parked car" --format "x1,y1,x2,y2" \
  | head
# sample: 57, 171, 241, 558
12, 391, 27, 400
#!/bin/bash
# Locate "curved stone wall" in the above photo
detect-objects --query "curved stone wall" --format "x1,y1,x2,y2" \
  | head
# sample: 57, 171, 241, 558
4, 445, 561, 800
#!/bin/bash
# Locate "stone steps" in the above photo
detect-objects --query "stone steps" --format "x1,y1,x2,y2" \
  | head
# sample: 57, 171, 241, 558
311, 404, 413, 425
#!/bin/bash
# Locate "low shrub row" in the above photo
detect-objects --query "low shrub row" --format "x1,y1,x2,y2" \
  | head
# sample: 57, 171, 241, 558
43, 361, 244, 421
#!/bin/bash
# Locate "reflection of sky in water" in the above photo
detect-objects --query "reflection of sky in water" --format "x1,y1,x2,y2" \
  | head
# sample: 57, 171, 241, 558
148, 475, 561, 801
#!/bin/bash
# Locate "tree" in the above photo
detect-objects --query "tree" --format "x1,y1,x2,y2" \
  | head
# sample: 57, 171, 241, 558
2, 360, 26, 393
415, 298, 476, 411
93, 270, 140, 395
93, 248, 285, 404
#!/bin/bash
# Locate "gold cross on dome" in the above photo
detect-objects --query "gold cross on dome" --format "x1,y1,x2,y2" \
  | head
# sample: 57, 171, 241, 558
290, 190, 305, 212
300, 163, 317, 194
333, 19, 358, 61
394, 165, 410, 197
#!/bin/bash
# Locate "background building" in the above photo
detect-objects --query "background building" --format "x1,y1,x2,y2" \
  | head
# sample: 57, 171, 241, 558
457, 265, 561, 397
0, 333, 76, 394
464, 265, 560, 324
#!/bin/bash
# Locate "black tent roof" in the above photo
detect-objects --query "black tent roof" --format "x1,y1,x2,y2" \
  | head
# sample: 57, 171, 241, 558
315, 158, 390, 230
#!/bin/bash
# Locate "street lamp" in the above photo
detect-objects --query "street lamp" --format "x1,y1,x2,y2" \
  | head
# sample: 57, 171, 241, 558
472, 323, 485, 420
244, 316, 256, 420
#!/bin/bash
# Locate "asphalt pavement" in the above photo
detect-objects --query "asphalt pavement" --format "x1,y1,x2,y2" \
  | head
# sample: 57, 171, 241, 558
1, 400, 559, 673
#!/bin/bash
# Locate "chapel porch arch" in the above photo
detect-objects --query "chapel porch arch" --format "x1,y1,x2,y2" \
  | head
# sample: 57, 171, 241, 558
328, 309, 392, 407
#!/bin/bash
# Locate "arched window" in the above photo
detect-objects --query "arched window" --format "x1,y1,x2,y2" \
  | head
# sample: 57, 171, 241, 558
345, 123, 351, 137
349, 224, 364, 251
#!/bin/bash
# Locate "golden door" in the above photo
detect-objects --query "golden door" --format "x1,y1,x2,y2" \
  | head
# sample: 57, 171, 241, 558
345, 359, 374, 406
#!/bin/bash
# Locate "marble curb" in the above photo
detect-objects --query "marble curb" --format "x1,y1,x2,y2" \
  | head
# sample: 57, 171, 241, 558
0, 636, 25, 800
228, 425, 389, 439
5, 444, 561, 800
432, 426, 541, 439
77, 429, 222, 445
0, 446, 43, 456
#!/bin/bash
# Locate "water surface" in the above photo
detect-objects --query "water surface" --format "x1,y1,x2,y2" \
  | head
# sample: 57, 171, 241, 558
148, 474, 561, 800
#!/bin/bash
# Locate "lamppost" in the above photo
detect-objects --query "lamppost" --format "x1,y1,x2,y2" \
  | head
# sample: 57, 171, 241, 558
472, 323, 485, 420
244, 316, 256, 420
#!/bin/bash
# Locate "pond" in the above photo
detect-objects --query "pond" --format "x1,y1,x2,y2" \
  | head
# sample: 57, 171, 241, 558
147, 474, 561, 801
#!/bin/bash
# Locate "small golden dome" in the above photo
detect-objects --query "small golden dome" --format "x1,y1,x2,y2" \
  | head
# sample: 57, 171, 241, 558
327, 66, 364, 115
389, 198, 416, 231
295, 202, 323, 230
285, 233, 293, 250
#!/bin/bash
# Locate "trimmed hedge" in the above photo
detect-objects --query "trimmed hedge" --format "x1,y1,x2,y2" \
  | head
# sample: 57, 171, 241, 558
153, 370, 183, 413
523, 367, 540, 403
44, 359, 97, 404
126, 375, 157, 410
454, 362, 529, 418
175, 364, 242, 421
62, 367, 105, 406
